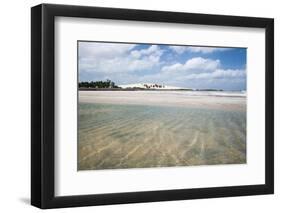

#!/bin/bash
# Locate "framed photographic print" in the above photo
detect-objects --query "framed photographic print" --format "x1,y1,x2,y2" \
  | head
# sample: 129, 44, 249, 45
31, 3, 274, 209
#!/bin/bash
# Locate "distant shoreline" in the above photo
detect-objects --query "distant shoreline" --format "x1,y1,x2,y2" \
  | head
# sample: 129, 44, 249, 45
79, 88, 194, 91
77, 87, 239, 92
79, 90, 246, 111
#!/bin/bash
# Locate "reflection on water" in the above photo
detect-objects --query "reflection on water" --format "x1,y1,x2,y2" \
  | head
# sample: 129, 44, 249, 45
78, 103, 246, 170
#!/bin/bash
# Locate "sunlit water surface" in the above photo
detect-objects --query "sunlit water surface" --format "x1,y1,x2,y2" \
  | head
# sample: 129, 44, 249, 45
78, 102, 246, 170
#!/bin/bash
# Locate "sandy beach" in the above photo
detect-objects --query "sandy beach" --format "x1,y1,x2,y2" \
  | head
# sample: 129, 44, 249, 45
79, 90, 246, 111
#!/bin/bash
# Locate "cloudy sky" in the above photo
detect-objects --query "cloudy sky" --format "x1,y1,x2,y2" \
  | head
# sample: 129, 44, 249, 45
78, 41, 246, 90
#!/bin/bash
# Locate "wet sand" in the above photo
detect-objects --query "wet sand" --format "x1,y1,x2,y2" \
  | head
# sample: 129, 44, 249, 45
79, 90, 246, 111
78, 91, 246, 170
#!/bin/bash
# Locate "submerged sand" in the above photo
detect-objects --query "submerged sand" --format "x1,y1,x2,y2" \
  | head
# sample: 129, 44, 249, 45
78, 91, 246, 170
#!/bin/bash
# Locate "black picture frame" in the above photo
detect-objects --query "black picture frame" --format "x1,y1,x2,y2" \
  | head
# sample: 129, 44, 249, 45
31, 3, 274, 209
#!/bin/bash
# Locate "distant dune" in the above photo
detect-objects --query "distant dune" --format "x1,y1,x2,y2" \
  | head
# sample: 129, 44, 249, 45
118, 83, 187, 90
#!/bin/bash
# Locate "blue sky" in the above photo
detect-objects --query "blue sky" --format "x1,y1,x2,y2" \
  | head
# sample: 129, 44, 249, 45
79, 42, 246, 90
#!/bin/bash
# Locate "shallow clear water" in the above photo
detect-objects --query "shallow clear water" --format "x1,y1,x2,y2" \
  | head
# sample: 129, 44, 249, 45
78, 103, 246, 170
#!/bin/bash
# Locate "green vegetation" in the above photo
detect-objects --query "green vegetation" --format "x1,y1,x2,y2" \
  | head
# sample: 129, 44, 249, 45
143, 83, 163, 89
79, 79, 119, 88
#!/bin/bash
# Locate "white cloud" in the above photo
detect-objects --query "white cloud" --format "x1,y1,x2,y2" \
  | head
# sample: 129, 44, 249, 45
169, 46, 230, 54
161, 57, 220, 74
182, 69, 246, 80
79, 43, 164, 74
161, 57, 245, 81
139, 57, 245, 90
79, 42, 135, 59
131, 45, 163, 59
